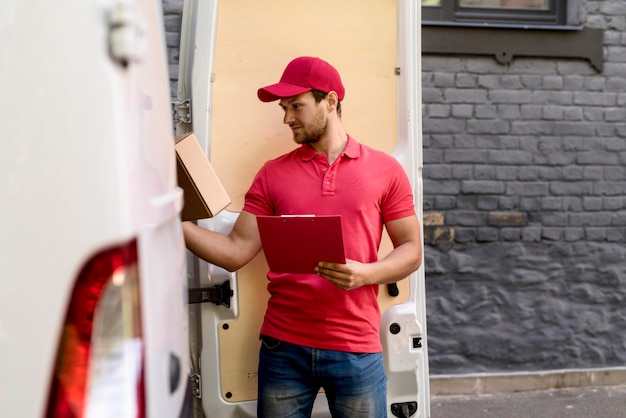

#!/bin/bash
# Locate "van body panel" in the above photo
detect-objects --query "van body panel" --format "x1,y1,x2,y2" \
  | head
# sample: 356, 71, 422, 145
0, 0, 188, 416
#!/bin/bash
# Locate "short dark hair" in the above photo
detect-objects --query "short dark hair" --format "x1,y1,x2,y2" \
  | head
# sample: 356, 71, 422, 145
311, 90, 342, 117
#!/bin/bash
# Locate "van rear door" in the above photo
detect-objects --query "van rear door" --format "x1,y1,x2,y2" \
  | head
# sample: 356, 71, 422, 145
177, 1, 428, 417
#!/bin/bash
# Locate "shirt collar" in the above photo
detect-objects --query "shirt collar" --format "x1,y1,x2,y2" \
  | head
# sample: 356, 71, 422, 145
299, 135, 360, 161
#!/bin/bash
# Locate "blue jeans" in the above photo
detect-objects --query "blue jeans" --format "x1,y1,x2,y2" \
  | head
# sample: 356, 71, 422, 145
257, 336, 388, 418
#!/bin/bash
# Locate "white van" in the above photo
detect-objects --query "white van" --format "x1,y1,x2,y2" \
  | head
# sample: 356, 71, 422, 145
1, 0, 190, 417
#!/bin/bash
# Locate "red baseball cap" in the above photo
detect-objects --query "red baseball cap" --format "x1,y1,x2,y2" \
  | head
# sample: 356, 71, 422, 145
257, 56, 345, 102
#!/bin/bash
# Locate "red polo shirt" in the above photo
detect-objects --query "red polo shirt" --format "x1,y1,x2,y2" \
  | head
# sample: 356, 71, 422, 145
243, 136, 415, 352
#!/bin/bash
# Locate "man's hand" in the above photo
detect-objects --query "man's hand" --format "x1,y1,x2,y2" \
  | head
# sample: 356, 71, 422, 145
315, 260, 371, 291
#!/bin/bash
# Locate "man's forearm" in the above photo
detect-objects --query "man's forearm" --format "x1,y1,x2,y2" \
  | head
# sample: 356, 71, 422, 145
182, 222, 241, 271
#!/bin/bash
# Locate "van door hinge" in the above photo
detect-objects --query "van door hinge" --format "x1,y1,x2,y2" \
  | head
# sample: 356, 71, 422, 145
190, 373, 202, 399
172, 99, 192, 126
188, 281, 233, 308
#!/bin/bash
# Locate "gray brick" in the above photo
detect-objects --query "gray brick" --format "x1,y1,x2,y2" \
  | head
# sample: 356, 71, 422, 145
563, 107, 583, 120
423, 118, 466, 134
454, 228, 477, 242
456, 74, 478, 88
570, 213, 609, 227
452, 165, 473, 179
423, 149, 443, 164
507, 182, 550, 196
499, 196, 520, 210
585, 227, 606, 241
467, 120, 510, 134
511, 121, 554, 135
563, 76, 585, 90
422, 87, 444, 102
531, 91, 574, 105
428, 104, 451, 118
444, 89, 488, 103
542, 228, 563, 240
456, 195, 477, 210
550, 182, 593, 195
520, 75, 543, 89
462, 181, 506, 194
541, 212, 569, 226
562, 166, 584, 180
520, 197, 542, 211
541, 197, 563, 210
426, 165, 452, 180
533, 151, 577, 166
612, 212, 626, 225
520, 105, 543, 120
585, 77, 606, 91
489, 90, 532, 104
595, 181, 626, 195
501, 228, 522, 241
607, 228, 626, 241
563, 197, 583, 211
475, 104, 497, 119
574, 92, 618, 106
433, 72, 456, 88
543, 75, 564, 90
604, 196, 625, 210
474, 165, 496, 180
583, 166, 604, 180
496, 167, 518, 180
498, 105, 521, 120
554, 122, 596, 136
445, 150, 487, 164
604, 166, 625, 181
477, 75, 501, 89
434, 196, 457, 210
583, 107, 605, 121
427, 180, 462, 195
606, 138, 626, 151
477, 196, 499, 210
450, 211, 487, 226
522, 227, 542, 242
488, 150, 532, 165
564, 228, 585, 241
451, 104, 473, 118
477, 227, 499, 242
501, 75, 522, 89
583, 197, 603, 211
543, 106, 564, 120
578, 151, 620, 164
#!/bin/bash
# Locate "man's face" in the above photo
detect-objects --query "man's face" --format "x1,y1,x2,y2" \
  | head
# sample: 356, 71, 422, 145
279, 92, 327, 145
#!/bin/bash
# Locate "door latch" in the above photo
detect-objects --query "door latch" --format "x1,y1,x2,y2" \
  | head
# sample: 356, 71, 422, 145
188, 281, 233, 308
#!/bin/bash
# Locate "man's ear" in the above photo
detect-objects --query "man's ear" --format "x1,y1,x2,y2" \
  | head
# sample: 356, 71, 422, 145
326, 91, 339, 112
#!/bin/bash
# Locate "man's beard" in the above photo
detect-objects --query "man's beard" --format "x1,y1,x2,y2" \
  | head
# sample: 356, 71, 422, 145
292, 107, 327, 145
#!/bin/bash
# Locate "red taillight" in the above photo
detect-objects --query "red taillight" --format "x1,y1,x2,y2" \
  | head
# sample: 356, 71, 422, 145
47, 240, 145, 418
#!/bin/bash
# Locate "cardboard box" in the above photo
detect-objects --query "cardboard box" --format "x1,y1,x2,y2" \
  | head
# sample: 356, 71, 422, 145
175, 132, 231, 221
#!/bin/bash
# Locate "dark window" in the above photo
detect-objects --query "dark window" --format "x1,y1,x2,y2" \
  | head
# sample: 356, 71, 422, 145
422, 0, 573, 28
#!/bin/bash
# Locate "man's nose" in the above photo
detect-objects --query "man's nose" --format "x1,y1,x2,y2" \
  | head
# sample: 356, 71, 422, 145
283, 109, 294, 124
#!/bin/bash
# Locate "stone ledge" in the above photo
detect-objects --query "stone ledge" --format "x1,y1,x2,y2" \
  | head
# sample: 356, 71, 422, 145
430, 367, 626, 396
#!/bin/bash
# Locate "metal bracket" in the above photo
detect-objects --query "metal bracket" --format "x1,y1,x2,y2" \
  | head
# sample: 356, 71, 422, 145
188, 281, 233, 308
172, 99, 192, 126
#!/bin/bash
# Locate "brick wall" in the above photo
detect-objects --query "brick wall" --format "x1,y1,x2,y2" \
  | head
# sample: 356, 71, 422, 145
162, 0, 626, 376
423, 0, 626, 374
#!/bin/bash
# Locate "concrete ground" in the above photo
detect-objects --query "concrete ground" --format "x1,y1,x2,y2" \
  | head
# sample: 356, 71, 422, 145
430, 385, 626, 418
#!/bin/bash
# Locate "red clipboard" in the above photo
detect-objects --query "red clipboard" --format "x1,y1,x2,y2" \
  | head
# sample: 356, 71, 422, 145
256, 215, 346, 274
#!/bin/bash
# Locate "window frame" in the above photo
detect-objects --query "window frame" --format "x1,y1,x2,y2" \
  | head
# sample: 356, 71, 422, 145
422, 0, 575, 29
